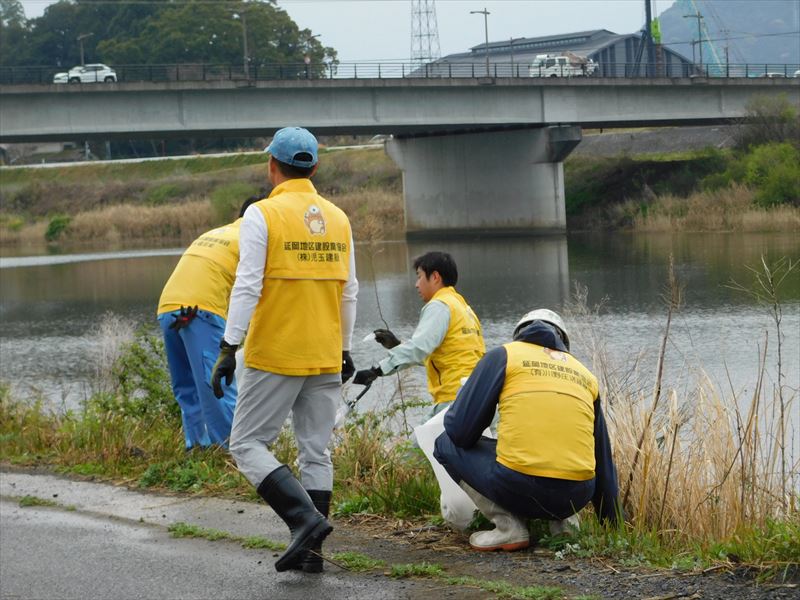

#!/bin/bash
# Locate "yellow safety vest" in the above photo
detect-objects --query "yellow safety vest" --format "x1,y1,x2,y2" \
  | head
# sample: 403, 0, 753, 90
157, 219, 242, 319
244, 179, 352, 376
426, 287, 485, 404
496, 341, 599, 481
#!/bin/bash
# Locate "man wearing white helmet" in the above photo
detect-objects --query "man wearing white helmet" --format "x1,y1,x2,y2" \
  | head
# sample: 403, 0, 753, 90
433, 309, 621, 552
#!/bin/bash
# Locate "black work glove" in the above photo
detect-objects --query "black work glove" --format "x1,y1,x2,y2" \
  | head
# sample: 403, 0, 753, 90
341, 351, 355, 384
211, 340, 238, 399
353, 366, 381, 386
169, 305, 198, 331
373, 328, 401, 349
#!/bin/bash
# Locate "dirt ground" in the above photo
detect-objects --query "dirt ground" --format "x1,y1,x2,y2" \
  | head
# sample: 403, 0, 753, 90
335, 514, 798, 600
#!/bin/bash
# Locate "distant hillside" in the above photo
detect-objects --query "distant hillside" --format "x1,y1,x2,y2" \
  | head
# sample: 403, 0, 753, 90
657, 0, 799, 65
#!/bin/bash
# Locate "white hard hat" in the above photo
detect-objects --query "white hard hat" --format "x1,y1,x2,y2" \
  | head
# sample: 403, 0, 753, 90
514, 308, 570, 349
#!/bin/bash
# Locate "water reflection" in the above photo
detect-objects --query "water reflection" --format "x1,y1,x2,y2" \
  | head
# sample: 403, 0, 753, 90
0, 232, 797, 421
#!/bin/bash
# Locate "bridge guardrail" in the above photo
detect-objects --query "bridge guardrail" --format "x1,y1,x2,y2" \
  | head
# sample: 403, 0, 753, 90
1, 61, 799, 85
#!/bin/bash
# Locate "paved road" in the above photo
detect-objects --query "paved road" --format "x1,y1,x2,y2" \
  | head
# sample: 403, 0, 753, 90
0, 472, 439, 600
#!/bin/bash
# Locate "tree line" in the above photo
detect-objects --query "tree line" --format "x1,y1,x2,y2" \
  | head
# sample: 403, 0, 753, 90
0, 0, 336, 68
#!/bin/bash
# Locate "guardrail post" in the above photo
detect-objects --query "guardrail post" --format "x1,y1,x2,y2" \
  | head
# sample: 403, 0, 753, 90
402, 64, 405, 78
378, 63, 381, 78
354, 64, 358, 78
471, 63, 475, 78
449, 63, 452, 78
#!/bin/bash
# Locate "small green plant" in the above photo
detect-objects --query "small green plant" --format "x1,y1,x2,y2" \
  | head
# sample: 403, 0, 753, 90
167, 522, 287, 551
389, 562, 444, 578
44, 214, 70, 241
442, 575, 564, 599
241, 536, 286, 551
18, 495, 58, 508
168, 522, 229, 541
92, 327, 177, 421
331, 551, 386, 571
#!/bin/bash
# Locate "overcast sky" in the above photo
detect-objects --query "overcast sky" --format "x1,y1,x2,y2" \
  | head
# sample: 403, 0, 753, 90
20, 0, 673, 62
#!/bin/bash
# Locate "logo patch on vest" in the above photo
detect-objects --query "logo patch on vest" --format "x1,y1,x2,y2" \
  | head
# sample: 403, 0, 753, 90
304, 205, 326, 235
543, 347, 568, 362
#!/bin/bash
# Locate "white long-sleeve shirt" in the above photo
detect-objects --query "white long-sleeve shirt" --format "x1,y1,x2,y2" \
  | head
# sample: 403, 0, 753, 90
223, 202, 358, 351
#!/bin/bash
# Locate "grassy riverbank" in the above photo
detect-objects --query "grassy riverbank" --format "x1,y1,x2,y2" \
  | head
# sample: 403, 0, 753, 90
2, 268, 797, 582
1, 140, 798, 250
0, 148, 405, 248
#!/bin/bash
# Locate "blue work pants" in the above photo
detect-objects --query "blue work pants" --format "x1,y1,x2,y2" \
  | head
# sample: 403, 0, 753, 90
158, 310, 236, 449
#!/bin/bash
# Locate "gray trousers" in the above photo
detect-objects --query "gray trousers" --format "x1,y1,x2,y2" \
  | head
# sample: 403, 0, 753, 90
229, 367, 339, 491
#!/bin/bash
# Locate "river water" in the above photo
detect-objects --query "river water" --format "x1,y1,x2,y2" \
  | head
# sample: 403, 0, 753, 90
1, 232, 798, 435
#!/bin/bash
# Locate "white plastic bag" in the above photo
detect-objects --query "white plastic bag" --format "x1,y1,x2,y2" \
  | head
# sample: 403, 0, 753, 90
414, 407, 493, 531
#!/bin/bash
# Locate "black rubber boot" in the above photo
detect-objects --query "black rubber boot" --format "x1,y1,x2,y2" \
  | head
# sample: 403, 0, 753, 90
301, 490, 332, 573
257, 465, 333, 572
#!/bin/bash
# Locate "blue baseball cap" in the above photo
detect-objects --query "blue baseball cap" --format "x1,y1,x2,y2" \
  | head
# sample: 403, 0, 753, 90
265, 127, 318, 168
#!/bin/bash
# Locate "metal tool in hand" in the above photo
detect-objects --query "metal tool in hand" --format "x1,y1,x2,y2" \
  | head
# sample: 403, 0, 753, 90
334, 381, 373, 429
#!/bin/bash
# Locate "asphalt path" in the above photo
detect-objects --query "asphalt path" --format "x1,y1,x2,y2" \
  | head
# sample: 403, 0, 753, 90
0, 472, 439, 600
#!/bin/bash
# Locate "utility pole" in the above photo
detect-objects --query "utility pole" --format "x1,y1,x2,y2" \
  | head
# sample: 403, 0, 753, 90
77, 33, 93, 66
683, 10, 704, 73
231, 7, 249, 78
470, 7, 490, 76
721, 28, 730, 77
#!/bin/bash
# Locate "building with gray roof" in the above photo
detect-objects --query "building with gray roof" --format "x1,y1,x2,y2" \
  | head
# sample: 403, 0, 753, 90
424, 29, 693, 78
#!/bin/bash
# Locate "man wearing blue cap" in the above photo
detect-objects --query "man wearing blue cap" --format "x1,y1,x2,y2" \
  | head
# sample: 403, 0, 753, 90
211, 127, 358, 573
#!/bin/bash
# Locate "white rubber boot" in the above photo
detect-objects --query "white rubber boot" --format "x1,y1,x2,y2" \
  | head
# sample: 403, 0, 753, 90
459, 482, 530, 552
548, 513, 580, 536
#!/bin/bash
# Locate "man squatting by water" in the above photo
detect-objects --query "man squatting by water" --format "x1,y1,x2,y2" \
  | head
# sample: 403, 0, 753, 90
211, 126, 358, 573
354, 251, 486, 415
434, 309, 622, 551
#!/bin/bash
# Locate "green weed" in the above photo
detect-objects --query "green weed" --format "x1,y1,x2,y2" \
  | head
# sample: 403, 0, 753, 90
44, 214, 70, 241
18, 495, 58, 508
241, 536, 286, 551
442, 576, 564, 599
331, 551, 386, 571
168, 522, 229, 541
388, 562, 444, 578
167, 522, 286, 551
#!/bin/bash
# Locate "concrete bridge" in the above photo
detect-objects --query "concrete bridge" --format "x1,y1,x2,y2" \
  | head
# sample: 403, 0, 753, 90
2, 77, 797, 236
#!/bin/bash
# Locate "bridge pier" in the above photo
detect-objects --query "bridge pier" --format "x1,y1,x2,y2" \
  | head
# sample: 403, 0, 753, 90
386, 125, 581, 237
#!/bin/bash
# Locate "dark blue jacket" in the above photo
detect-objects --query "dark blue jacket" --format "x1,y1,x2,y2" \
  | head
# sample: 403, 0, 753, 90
443, 320, 622, 523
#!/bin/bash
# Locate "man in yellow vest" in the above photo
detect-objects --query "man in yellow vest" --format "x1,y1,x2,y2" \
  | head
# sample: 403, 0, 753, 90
210, 127, 358, 574
157, 197, 256, 450
433, 309, 622, 551
353, 251, 485, 413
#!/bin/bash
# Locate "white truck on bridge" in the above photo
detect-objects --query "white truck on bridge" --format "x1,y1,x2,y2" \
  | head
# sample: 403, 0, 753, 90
529, 52, 598, 78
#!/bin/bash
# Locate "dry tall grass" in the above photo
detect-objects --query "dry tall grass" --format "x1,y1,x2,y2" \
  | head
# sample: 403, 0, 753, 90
633, 185, 800, 232
569, 274, 798, 544
67, 200, 215, 245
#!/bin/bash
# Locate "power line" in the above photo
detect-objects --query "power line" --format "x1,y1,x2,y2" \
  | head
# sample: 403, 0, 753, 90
666, 30, 799, 45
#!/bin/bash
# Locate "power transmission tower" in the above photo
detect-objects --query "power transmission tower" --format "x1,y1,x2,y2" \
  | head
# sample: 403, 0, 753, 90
411, 0, 441, 65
